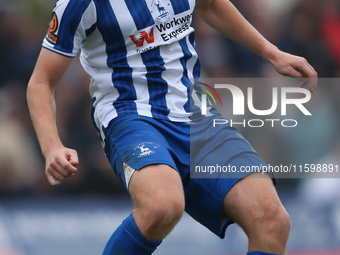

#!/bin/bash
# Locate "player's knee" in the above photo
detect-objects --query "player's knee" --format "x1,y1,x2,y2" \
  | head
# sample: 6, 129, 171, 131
257, 202, 291, 238
268, 203, 290, 227
244, 202, 290, 251
149, 196, 185, 226
133, 194, 184, 240
275, 207, 291, 236
136, 194, 184, 239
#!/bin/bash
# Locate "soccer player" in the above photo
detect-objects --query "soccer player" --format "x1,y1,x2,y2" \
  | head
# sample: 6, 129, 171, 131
27, 0, 317, 254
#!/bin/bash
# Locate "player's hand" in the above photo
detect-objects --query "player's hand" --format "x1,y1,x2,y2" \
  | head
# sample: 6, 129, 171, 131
45, 147, 79, 186
268, 50, 318, 93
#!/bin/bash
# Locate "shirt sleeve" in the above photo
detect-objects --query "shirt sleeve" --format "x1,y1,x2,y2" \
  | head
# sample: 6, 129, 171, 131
43, 0, 97, 57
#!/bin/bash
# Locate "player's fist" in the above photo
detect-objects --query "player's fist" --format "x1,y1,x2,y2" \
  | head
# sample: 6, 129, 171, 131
45, 147, 79, 186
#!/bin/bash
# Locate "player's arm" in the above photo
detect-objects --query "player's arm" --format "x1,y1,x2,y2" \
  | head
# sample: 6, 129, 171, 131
194, 0, 317, 92
27, 47, 78, 186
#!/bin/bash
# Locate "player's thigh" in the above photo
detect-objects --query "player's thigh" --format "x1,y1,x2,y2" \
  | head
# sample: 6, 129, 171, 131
222, 172, 286, 233
129, 164, 185, 211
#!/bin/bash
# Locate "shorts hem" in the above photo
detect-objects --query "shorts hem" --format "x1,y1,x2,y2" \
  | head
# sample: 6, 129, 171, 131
123, 160, 179, 193
218, 177, 245, 239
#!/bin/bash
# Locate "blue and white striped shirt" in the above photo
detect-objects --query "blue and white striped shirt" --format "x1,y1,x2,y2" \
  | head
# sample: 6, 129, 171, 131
43, 0, 200, 131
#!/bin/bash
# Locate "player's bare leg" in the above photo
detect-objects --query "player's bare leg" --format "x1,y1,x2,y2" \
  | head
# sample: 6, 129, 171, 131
129, 164, 185, 241
102, 164, 184, 254
222, 172, 291, 255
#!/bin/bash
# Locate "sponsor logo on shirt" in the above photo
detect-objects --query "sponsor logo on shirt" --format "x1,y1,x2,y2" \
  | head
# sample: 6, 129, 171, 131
156, 13, 193, 42
46, 12, 59, 45
129, 28, 155, 47
129, 1, 193, 53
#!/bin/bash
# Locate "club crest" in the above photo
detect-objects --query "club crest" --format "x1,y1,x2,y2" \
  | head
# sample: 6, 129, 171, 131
151, 0, 170, 22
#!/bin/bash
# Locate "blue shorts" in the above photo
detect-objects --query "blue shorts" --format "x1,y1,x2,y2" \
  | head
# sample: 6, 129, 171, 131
102, 114, 274, 239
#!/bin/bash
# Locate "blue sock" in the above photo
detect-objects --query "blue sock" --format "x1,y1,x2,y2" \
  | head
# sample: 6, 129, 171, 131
103, 213, 162, 255
247, 252, 281, 255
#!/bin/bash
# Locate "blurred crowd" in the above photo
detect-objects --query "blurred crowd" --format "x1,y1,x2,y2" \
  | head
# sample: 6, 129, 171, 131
0, 0, 339, 197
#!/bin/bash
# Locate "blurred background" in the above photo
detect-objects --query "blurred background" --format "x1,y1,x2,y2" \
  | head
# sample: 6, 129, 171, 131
0, 0, 339, 254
